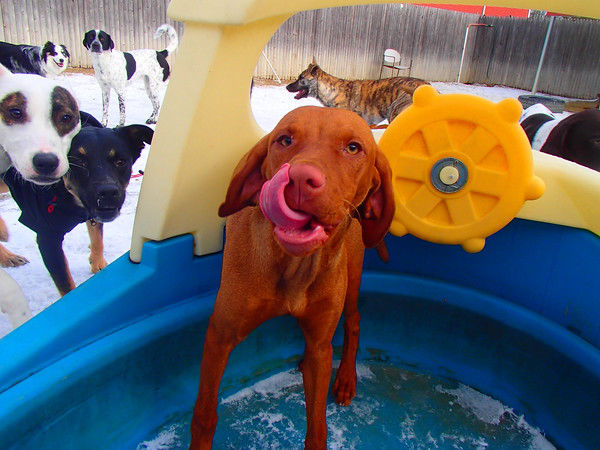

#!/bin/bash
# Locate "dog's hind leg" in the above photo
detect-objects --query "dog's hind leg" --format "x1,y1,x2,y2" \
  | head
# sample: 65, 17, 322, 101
86, 220, 107, 273
117, 91, 127, 126
100, 83, 111, 127
143, 76, 161, 124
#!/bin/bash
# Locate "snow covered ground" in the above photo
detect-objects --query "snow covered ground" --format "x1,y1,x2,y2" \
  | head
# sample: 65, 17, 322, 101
0, 72, 571, 337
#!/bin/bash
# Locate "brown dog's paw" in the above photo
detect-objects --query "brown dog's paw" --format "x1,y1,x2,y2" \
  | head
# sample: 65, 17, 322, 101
0, 248, 29, 267
89, 255, 108, 273
333, 364, 357, 406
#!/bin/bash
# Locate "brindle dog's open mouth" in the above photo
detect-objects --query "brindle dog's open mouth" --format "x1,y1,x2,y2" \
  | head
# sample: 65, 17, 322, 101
293, 89, 308, 99
286, 82, 309, 100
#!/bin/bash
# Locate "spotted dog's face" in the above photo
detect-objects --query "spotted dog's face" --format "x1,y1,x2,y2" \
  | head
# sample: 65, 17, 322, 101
64, 125, 153, 222
41, 42, 70, 76
0, 65, 80, 184
82, 30, 114, 54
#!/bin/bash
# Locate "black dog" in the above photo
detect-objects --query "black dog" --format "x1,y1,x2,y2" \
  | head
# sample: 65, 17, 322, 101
0, 41, 70, 78
521, 105, 600, 171
2, 112, 153, 295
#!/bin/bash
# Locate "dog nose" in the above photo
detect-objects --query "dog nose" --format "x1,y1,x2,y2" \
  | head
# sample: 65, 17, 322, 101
289, 164, 326, 191
32, 153, 59, 175
96, 184, 120, 204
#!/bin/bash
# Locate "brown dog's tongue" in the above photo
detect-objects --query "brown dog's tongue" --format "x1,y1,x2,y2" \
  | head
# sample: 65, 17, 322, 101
259, 163, 311, 230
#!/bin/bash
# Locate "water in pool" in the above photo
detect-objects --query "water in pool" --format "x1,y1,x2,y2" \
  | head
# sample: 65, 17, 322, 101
137, 362, 554, 449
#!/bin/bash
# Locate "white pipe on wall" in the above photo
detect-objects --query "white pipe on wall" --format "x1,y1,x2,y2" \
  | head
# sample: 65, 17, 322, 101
532, 15, 555, 94
457, 23, 493, 83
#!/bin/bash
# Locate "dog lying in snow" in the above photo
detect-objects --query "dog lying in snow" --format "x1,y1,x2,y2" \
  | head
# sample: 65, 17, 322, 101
0, 40, 70, 78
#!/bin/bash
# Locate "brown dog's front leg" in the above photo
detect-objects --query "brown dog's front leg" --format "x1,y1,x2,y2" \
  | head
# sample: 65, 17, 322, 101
299, 314, 341, 450
86, 220, 107, 273
333, 250, 365, 406
190, 318, 237, 450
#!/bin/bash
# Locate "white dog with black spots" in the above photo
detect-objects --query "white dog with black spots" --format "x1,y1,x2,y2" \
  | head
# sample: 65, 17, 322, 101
83, 24, 178, 127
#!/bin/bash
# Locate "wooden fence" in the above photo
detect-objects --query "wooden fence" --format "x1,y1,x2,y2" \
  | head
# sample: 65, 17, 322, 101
1, 1, 598, 98
256, 4, 600, 99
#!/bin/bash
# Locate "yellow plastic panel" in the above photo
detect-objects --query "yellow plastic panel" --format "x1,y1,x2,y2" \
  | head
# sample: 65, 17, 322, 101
379, 85, 545, 252
130, 16, 288, 261
517, 151, 600, 236
130, 0, 600, 262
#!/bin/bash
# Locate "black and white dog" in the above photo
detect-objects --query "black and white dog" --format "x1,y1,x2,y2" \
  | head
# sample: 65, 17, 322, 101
0, 62, 80, 267
83, 24, 178, 127
0, 41, 70, 78
521, 103, 600, 171
0, 63, 80, 328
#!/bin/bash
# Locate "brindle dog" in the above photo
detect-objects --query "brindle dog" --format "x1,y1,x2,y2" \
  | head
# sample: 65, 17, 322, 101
286, 60, 429, 125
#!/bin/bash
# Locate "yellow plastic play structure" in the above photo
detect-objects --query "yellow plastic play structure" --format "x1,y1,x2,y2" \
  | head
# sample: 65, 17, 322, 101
131, 0, 600, 262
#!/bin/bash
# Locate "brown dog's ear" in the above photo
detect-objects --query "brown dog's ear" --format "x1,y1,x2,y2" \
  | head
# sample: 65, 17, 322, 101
218, 135, 269, 217
358, 151, 396, 248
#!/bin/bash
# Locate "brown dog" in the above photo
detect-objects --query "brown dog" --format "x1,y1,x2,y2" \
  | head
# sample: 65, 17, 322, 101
190, 106, 395, 449
286, 61, 429, 126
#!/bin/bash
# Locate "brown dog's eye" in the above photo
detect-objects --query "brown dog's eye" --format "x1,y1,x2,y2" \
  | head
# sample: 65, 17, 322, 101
60, 114, 73, 124
345, 142, 362, 155
9, 108, 23, 120
276, 135, 293, 147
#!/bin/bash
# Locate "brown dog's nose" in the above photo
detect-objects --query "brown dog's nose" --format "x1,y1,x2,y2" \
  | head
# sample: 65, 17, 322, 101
286, 164, 325, 208
289, 164, 325, 191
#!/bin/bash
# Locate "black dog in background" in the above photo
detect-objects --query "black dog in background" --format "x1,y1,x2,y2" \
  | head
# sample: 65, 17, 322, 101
521, 105, 600, 171
2, 112, 153, 295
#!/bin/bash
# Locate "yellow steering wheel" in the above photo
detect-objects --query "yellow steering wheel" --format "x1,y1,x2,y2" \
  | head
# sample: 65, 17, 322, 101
379, 85, 545, 253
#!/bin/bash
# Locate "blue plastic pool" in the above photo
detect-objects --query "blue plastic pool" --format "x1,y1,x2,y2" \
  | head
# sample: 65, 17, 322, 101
0, 218, 598, 449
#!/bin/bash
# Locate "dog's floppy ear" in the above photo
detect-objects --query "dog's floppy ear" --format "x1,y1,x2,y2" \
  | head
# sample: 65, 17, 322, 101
41, 41, 54, 58
107, 35, 115, 51
82, 31, 94, 49
218, 135, 269, 217
357, 151, 396, 248
114, 125, 154, 162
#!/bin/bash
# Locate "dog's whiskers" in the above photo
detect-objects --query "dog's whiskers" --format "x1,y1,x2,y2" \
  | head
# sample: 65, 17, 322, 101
67, 162, 89, 175
342, 199, 360, 220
